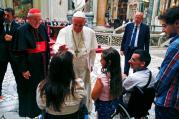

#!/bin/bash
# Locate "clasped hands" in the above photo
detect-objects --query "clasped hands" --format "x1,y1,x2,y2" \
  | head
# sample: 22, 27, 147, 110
22, 71, 31, 80
4, 34, 12, 41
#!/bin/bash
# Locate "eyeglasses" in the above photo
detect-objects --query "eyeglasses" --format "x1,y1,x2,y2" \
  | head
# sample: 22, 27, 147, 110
129, 57, 141, 65
162, 24, 168, 28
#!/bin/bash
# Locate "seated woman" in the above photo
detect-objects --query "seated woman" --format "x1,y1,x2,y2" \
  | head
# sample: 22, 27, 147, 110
36, 51, 87, 119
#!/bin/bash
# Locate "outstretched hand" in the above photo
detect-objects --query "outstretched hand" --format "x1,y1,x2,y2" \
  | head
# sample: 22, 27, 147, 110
4, 34, 12, 41
58, 45, 68, 53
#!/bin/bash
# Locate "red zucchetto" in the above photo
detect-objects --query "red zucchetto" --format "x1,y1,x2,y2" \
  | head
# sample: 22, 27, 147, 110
27, 8, 41, 17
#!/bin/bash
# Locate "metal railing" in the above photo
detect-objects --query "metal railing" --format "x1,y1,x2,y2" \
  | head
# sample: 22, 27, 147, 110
96, 22, 166, 47
113, 22, 129, 34
96, 32, 166, 47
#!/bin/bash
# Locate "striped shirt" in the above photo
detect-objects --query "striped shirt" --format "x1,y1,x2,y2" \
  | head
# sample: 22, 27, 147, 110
155, 36, 179, 109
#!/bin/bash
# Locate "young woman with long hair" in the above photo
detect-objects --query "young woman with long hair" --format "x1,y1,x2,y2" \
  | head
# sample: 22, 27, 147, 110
91, 47, 122, 119
36, 51, 87, 119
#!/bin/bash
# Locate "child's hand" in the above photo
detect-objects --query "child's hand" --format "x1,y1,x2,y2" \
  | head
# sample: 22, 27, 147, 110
58, 45, 68, 52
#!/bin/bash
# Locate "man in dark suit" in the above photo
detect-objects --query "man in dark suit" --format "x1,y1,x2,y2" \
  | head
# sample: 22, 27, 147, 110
0, 8, 20, 101
120, 12, 150, 76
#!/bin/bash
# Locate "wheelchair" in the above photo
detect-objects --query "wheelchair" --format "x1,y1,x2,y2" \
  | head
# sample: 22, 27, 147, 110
110, 86, 155, 119
110, 103, 130, 119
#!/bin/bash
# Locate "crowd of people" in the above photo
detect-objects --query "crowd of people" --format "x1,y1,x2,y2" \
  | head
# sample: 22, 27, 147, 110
0, 5, 178, 119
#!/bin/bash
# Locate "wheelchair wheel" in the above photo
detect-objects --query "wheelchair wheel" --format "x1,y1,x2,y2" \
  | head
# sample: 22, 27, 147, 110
110, 103, 130, 119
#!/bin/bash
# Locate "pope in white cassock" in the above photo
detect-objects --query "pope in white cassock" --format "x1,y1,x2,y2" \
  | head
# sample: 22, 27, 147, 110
53, 11, 98, 112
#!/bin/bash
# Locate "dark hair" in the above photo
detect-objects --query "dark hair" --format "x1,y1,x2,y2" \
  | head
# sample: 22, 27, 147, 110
133, 49, 151, 67
4, 8, 15, 16
159, 6, 179, 25
101, 47, 122, 99
158, 14, 167, 22
40, 51, 76, 112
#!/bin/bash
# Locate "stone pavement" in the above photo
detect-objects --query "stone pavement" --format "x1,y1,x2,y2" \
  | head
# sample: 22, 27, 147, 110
0, 46, 166, 119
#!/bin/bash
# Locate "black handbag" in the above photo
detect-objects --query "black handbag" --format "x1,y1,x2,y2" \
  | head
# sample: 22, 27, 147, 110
127, 71, 155, 118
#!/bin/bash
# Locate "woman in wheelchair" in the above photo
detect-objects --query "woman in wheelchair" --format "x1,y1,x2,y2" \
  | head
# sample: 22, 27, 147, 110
36, 51, 87, 119
91, 47, 123, 119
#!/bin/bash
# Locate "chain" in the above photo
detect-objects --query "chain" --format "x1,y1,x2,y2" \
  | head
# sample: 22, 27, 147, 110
72, 30, 83, 57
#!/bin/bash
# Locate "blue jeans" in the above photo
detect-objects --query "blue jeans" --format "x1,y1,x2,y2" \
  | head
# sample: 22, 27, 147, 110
155, 106, 179, 119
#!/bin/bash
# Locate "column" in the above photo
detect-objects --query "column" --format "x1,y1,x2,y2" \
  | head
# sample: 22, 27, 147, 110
112, 0, 118, 20
97, 0, 107, 26
127, 1, 131, 20
49, 0, 68, 21
151, 0, 159, 26
40, 0, 49, 19
93, 0, 98, 25
148, 0, 154, 25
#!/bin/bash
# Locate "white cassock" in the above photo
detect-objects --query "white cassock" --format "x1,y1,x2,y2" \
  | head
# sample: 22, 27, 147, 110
53, 25, 98, 111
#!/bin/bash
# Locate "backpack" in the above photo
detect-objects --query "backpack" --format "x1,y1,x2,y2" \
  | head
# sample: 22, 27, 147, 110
127, 71, 155, 118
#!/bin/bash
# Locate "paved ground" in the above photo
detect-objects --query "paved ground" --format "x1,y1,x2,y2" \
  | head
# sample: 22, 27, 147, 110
0, 46, 166, 119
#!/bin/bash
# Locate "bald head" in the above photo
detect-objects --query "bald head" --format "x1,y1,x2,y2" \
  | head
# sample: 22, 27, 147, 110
134, 12, 144, 25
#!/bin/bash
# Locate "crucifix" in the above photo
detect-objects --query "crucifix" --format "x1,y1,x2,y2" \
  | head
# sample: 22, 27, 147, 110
37, 44, 40, 49
74, 49, 80, 57
72, 30, 83, 57
36, 41, 41, 49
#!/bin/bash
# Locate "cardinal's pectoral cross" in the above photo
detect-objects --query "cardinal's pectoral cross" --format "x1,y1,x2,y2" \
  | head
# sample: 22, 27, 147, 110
75, 49, 79, 57
36, 43, 40, 49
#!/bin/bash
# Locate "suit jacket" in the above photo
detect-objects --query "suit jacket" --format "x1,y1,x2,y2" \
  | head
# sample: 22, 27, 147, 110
0, 20, 20, 61
121, 22, 150, 53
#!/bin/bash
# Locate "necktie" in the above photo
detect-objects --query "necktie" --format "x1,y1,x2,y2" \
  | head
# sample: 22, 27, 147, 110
6, 23, 10, 34
130, 26, 138, 48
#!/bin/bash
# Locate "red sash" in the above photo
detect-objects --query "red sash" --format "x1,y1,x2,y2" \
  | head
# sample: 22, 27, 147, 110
27, 41, 47, 53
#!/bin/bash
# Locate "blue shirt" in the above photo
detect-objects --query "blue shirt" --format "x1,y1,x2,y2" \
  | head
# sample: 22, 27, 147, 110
155, 36, 179, 109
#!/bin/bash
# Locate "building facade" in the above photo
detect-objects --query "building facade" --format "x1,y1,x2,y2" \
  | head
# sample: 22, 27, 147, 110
0, 0, 94, 22
127, 0, 150, 22
151, 0, 179, 26
1, 0, 177, 27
